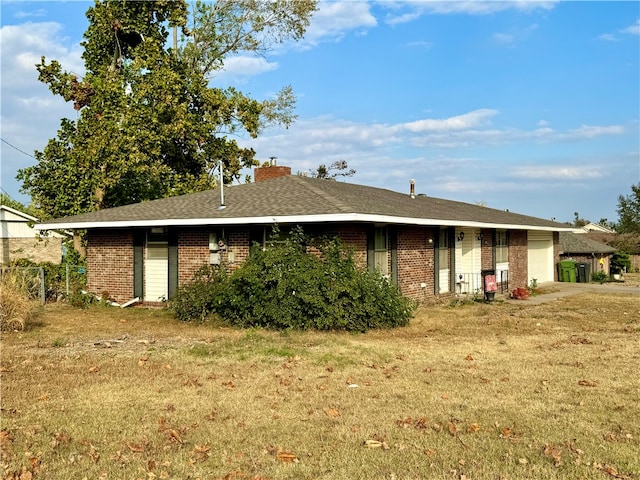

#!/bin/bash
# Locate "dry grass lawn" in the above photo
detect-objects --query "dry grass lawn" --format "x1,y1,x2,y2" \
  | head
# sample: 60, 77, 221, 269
1, 286, 639, 480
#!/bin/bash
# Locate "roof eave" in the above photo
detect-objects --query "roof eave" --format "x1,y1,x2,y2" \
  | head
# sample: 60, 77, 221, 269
36, 213, 572, 232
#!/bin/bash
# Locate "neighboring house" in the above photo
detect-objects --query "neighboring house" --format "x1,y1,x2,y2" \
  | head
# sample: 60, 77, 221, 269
36, 165, 574, 304
1, 205, 66, 265
559, 231, 615, 276
580, 222, 615, 234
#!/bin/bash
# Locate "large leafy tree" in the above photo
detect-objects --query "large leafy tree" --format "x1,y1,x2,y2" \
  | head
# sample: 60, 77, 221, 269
18, 0, 316, 219
616, 183, 640, 234
612, 183, 640, 254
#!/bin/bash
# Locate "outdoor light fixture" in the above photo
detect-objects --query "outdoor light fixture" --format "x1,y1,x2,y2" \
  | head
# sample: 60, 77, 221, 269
477, 233, 483, 241
457, 231, 465, 242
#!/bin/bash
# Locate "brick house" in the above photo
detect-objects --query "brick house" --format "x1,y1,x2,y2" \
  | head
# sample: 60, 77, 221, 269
1, 205, 67, 265
36, 166, 573, 304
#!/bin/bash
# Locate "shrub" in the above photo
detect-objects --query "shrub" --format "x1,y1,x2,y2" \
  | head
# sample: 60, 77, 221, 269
172, 230, 415, 331
610, 253, 631, 274
0, 268, 40, 331
591, 271, 608, 284
170, 265, 227, 322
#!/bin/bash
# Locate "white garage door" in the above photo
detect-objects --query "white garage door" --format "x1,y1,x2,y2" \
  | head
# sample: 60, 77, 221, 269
528, 232, 554, 284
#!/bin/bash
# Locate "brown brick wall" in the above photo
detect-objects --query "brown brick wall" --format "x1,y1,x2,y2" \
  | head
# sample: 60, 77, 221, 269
396, 227, 435, 301
480, 229, 493, 270
86, 229, 134, 303
336, 225, 368, 268
178, 230, 209, 285
508, 230, 528, 290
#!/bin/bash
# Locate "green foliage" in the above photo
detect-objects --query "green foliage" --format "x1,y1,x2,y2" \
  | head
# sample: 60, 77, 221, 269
616, 183, 640, 235
610, 253, 631, 273
591, 271, 608, 284
10, 240, 87, 302
18, 0, 317, 219
171, 232, 415, 331
170, 265, 227, 322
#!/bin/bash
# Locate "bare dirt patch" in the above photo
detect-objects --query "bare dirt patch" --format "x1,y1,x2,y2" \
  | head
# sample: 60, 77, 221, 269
2, 292, 639, 479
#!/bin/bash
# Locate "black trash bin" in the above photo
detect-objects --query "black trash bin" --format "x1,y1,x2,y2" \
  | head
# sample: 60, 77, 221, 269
481, 269, 497, 302
576, 262, 591, 283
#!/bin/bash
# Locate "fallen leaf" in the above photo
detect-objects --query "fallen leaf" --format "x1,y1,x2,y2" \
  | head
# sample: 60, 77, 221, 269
276, 451, 298, 463
578, 380, 597, 387
364, 439, 383, 448
126, 443, 145, 453
448, 422, 458, 436
324, 407, 340, 418
467, 423, 480, 433
464, 355, 474, 361
88, 366, 99, 373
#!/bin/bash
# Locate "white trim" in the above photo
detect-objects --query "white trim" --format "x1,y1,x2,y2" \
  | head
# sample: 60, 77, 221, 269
0, 205, 39, 223
36, 213, 574, 232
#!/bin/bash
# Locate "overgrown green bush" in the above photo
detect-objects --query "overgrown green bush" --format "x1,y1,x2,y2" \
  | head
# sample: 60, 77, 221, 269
170, 231, 415, 331
171, 265, 227, 322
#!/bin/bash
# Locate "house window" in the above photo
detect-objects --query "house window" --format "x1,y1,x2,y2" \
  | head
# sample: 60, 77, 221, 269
374, 227, 388, 275
249, 226, 304, 252
438, 228, 449, 268
147, 227, 167, 244
496, 231, 508, 263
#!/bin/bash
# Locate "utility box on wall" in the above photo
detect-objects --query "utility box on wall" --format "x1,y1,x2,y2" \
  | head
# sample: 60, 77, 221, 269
210, 252, 221, 265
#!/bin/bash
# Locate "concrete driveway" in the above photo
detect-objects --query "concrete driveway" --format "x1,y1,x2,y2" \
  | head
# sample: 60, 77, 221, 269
502, 281, 640, 305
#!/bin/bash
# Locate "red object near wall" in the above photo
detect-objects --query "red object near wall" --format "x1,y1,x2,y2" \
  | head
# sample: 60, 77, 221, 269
512, 287, 530, 300
484, 274, 497, 293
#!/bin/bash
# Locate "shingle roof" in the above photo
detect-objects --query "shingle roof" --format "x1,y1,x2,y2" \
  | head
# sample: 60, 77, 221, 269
37, 175, 572, 231
559, 232, 615, 254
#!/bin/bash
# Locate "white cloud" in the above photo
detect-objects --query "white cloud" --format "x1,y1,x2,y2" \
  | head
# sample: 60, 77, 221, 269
214, 56, 278, 81
381, 0, 557, 24
14, 8, 46, 19
403, 109, 498, 132
621, 19, 640, 35
0, 21, 82, 198
598, 19, 639, 42
303, 1, 377, 46
598, 33, 618, 42
562, 125, 625, 139
511, 166, 605, 180
493, 33, 514, 45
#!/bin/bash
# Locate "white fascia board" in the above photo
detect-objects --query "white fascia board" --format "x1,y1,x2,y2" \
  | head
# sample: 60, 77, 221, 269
35, 213, 573, 232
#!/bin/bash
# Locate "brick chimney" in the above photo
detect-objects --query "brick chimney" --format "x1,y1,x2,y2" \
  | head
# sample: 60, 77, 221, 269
254, 165, 291, 182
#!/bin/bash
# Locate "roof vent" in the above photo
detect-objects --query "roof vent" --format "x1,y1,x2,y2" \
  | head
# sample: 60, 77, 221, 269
410, 179, 416, 199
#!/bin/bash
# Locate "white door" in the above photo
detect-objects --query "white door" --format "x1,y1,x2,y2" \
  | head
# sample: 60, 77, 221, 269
455, 228, 481, 293
145, 243, 168, 301
528, 232, 554, 284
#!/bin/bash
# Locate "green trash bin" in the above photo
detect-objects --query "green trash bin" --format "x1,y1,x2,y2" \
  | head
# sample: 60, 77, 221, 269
558, 260, 577, 282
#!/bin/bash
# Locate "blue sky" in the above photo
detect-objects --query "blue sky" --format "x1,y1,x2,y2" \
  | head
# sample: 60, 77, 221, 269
1, 1, 638, 224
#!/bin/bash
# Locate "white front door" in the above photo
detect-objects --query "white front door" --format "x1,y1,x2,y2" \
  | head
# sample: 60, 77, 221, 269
145, 243, 168, 301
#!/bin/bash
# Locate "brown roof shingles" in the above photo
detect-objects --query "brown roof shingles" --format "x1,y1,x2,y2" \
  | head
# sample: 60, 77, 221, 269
38, 175, 571, 230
